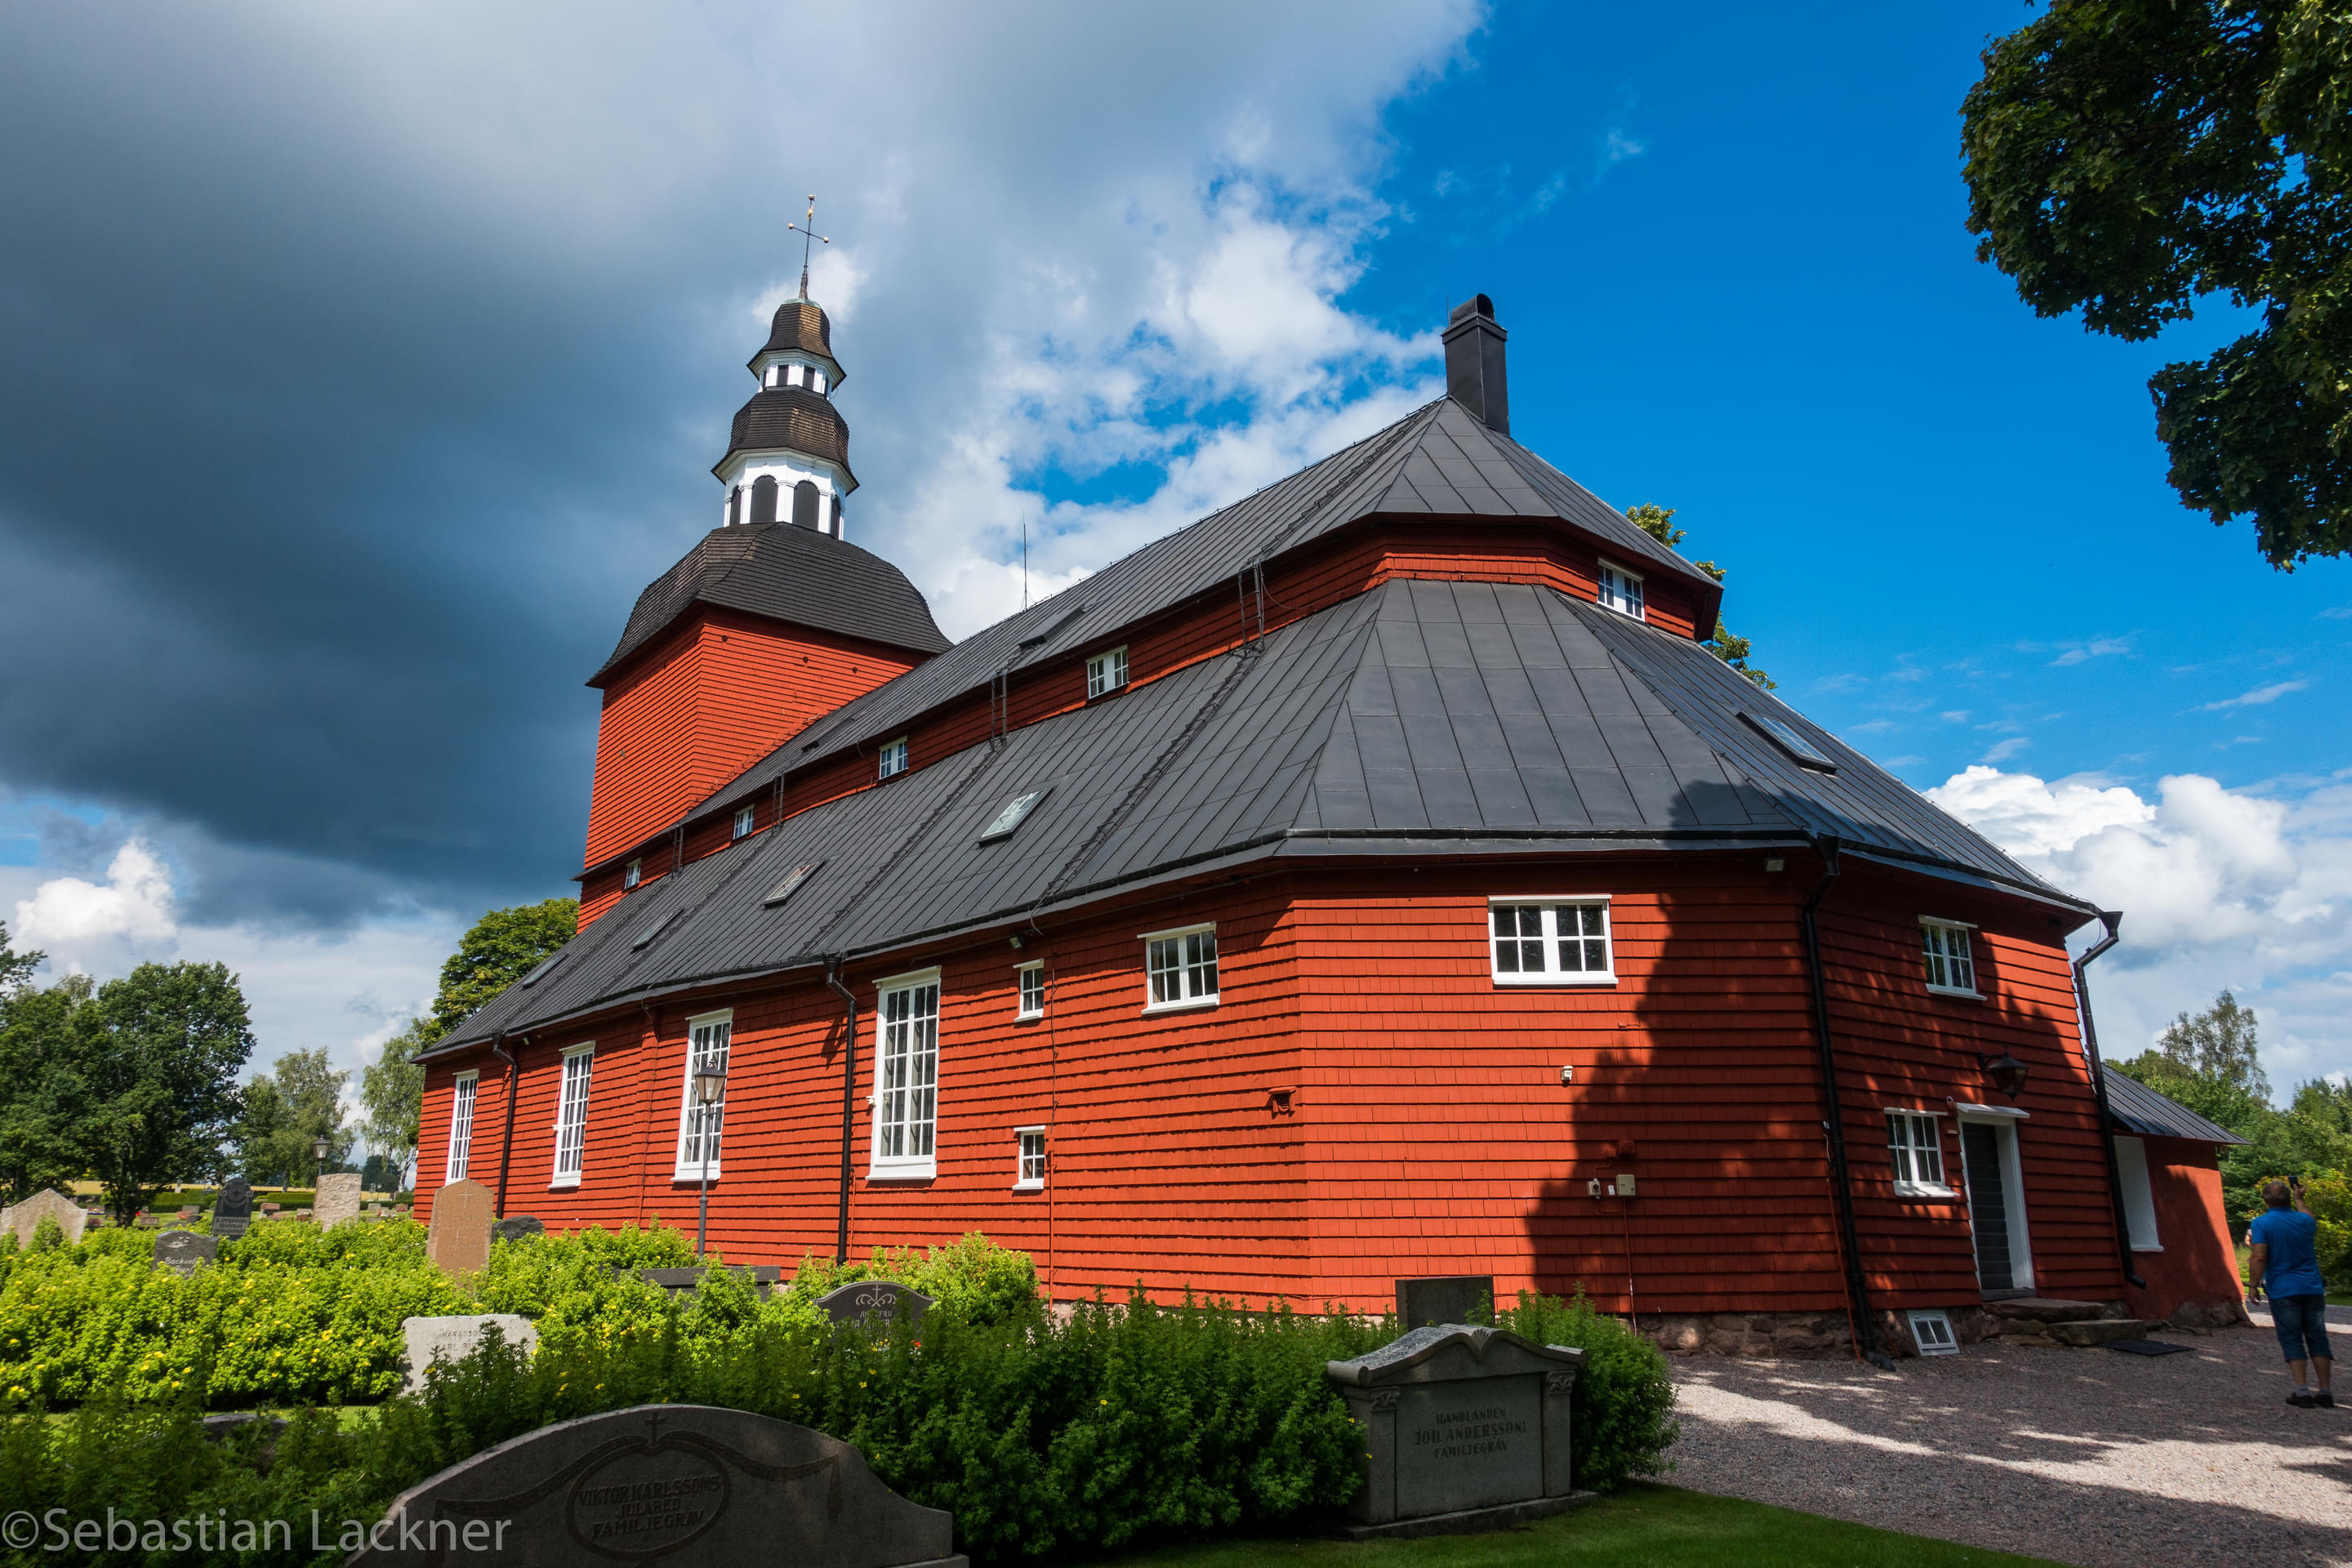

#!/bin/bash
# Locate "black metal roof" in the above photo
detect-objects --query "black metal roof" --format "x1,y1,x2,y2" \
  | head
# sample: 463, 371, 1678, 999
2102, 1069, 2248, 1144
589, 523, 951, 687
674, 396, 1729, 830
751, 297, 842, 381
449, 577, 2088, 1053
717, 386, 855, 485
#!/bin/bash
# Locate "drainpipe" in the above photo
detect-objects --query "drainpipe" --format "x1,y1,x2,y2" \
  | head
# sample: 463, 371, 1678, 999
489, 1032, 517, 1220
2070, 912, 2143, 1289
1798, 839, 1895, 1369
824, 957, 858, 1266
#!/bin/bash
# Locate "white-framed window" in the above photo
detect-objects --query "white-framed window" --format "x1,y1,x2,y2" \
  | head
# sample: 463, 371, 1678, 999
871, 969, 940, 1178
2113, 1135, 2162, 1251
1598, 561, 1646, 620
1488, 897, 1615, 984
1920, 918, 1979, 996
622, 858, 642, 891
1016, 961, 1045, 1020
1014, 1127, 1047, 1190
733, 805, 755, 840
1906, 1308, 1958, 1356
1086, 646, 1129, 698
672, 1009, 732, 1181
877, 737, 909, 780
1143, 923, 1218, 1012
446, 1071, 479, 1182
551, 1045, 594, 1187
1886, 1110, 1953, 1196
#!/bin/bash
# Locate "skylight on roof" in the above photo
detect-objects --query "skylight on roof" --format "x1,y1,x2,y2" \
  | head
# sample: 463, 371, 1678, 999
630, 909, 684, 951
763, 862, 822, 906
979, 789, 1050, 842
518, 950, 567, 988
1740, 712, 1838, 773
1018, 604, 1088, 649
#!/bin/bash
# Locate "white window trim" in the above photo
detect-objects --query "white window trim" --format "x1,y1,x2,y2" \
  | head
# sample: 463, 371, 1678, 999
622, 858, 642, 891
2112, 1134, 2163, 1252
1140, 921, 1220, 1014
550, 1042, 594, 1189
1013, 1125, 1046, 1192
1906, 1308, 1960, 1356
869, 968, 942, 1181
1015, 960, 1045, 1021
1884, 1107, 1957, 1200
1086, 645, 1129, 699
446, 1070, 479, 1183
671, 1009, 733, 1184
1486, 895, 1618, 987
877, 737, 910, 780
732, 805, 755, 840
1919, 915, 1982, 998
1597, 559, 1646, 621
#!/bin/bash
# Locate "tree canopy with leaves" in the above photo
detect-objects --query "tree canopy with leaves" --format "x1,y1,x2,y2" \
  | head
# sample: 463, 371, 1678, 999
81, 961, 256, 1222
430, 898, 577, 1038
1961, 1, 2352, 566
234, 1046, 353, 1188
1624, 505, 1774, 688
359, 1018, 431, 1188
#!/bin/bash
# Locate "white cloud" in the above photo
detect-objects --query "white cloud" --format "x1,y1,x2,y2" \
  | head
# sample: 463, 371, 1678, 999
2197, 679, 2307, 711
13, 840, 176, 946
1979, 737, 2029, 764
1927, 767, 2352, 1086
2049, 636, 2130, 667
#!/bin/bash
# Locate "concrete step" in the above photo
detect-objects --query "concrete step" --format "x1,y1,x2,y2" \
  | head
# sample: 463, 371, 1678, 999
2048, 1317, 2153, 1348
1987, 1297, 2110, 1325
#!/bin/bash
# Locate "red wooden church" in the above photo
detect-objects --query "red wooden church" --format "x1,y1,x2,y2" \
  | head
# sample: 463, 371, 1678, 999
414, 290, 2243, 1357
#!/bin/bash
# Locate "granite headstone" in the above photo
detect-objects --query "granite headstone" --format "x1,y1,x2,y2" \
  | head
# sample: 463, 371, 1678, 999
212, 1178, 253, 1240
2, 1189, 88, 1249
400, 1314, 541, 1395
155, 1231, 218, 1276
345, 1404, 967, 1566
425, 1178, 496, 1276
817, 1281, 934, 1328
492, 1214, 546, 1244
314, 1173, 363, 1228
1325, 1324, 1588, 1539
1396, 1276, 1494, 1329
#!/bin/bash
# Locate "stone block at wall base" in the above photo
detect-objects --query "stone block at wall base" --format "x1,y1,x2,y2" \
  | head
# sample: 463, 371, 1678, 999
1337, 1492, 1595, 1542
2170, 1299, 2252, 1334
1638, 1311, 1857, 1359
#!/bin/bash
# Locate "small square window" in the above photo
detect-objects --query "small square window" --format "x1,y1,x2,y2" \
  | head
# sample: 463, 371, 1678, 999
622, 858, 642, 891
1143, 924, 1218, 1011
1920, 919, 1979, 996
1016, 962, 1045, 1020
1086, 646, 1129, 699
877, 737, 910, 780
1015, 1127, 1047, 1190
1598, 562, 1646, 620
1886, 1111, 1951, 1196
1907, 1308, 1958, 1356
733, 805, 755, 840
1489, 898, 1615, 984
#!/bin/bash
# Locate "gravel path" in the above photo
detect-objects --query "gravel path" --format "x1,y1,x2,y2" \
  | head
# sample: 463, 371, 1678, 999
1666, 1304, 2352, 1568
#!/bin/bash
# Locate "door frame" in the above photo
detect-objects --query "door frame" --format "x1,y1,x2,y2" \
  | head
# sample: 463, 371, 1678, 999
1956, 1106, 2034, 1294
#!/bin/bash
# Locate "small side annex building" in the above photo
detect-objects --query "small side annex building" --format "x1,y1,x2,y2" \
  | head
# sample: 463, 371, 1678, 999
414, 291, 2239, 1357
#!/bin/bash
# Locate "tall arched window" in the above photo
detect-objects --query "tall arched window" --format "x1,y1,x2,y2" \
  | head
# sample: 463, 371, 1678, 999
727, 485, 742, 527
791, 479, 821, 530
750, 474, 779, 526
829, 493, 843, 537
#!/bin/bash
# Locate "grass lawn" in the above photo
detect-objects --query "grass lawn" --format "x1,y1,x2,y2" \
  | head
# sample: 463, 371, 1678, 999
1097, 1485, 2062, 1568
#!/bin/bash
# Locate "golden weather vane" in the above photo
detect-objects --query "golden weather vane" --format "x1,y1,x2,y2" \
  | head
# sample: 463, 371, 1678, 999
788, 194, 830, 300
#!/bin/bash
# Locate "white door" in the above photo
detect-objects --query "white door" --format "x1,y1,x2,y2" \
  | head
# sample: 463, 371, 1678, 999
1958, 1115, 2034, 1294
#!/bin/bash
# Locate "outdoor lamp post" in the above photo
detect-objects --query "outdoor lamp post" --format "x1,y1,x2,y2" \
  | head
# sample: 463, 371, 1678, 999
313, 1136, 331, 1183
693, 1068, 727, 1259
1977, 1053, 2030, 1102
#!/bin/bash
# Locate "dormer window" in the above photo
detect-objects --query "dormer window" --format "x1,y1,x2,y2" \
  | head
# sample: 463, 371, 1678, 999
622, 858, 642, 891
1598, 562, 1646, 620
1086, 646, 1129, 699
878, 737, 910, 780
733, 805, 755, 840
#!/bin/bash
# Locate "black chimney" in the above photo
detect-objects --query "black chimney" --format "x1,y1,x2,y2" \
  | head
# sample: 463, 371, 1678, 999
1442, 293, 1508, 435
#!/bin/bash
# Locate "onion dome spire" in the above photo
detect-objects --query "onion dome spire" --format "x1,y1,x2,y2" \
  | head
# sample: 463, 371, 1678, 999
715, 196, 856, 536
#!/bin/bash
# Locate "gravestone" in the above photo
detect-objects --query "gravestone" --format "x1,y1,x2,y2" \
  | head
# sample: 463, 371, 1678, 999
314, 1173, 363, 1228
400, 1314, 541, 1395
2, 1189, 88, 1250
492, 1214, 546, 1244
1325, 1324, 1588, 1539
154, 1232, 218, 1276
425, 1178, 496, 1276
1396, 1276, 1493, 1329
345, 1404, 966, 1566
212, 1177, 253, 1239
638, 1264, 784, 1300
817, 1280, 934, 1328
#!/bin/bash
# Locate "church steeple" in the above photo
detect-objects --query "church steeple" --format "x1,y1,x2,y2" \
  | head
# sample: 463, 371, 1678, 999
715, 199, 856, 537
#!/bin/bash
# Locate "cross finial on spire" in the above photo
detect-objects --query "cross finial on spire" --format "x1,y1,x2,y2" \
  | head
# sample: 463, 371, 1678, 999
787, 194, 829, 301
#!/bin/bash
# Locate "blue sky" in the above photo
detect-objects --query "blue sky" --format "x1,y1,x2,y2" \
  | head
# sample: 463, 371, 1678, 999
2, 1, 2345, 1103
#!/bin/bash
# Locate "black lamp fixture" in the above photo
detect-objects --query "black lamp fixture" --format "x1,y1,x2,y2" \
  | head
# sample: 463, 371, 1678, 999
313, 1135, 332, 1174
1976, 1053, 2029, 1102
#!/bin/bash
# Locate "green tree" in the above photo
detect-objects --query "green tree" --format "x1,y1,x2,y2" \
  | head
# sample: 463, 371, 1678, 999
430, 898, 577, 1038
82, 961, 255, 1223
0, 973, 96, 1204
0, 919, 39, 998
234, 1048, 353, 1188
1961, 2, 2352, 567
359, 1018, 431, 1189
1625, 504, 1775, 687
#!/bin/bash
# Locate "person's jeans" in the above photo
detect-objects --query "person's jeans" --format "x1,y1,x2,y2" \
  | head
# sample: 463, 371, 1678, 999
2271, 1294, 2334, 1362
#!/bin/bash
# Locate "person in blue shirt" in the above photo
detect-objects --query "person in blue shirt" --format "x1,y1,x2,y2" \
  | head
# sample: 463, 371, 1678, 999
2248, 1178, 2333, 1410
